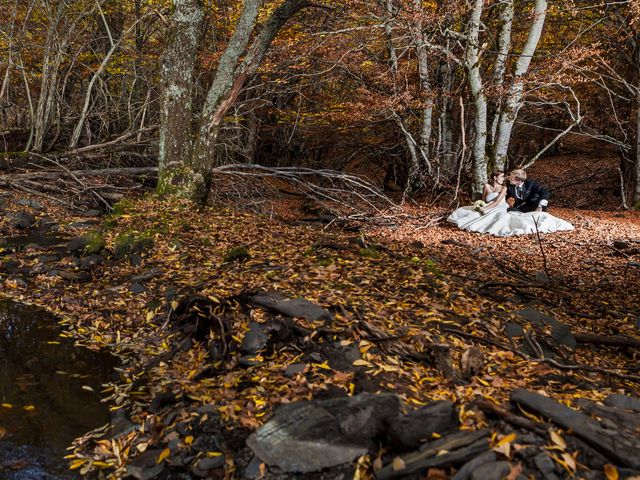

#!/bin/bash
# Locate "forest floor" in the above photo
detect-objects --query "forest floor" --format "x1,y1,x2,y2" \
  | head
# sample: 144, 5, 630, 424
0, 142, 639, 479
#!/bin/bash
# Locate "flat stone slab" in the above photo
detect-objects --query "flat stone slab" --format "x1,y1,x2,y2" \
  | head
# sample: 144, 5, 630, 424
249, 291, 334, 322
247, 393, 399, 473
516, 308, 577, 351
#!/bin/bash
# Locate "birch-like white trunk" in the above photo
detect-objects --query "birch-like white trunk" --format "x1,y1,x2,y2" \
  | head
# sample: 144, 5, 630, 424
493, 0, 547, 170
489, 0, 513, 147
465, 0, 488, 196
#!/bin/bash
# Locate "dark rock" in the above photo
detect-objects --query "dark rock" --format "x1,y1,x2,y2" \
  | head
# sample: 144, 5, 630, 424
12, 211, 36, 229
377, 430, 491, 479
176, 421, 192, 436
249, 291, 334, 322
239, 355, 261, 367
533, 452, 556, 475
126, 449, 165, 480
244, 455, 263, 479
613, 239, 630, 250
129, 254, 143, 266
516, 308, 576, 351
284, 363, 306, 378
451, 451, 496, 480
387, 400, 458, 451
247, 393, 400, 473
223, 245, 250, 262
132, 268, 163, 282
470, 461, 511, 480
149, 391, 177, 413
504, 323, 525, 340
309, 352, 323, 362
130, 282, 146, 294
16, 198, 43, 210
240, 323, 268, 355
196, 455, 225, 470
55, 269, 91, 282
82, 209, 102, 217
604, 393, 640, 412
78, 254, 104, 270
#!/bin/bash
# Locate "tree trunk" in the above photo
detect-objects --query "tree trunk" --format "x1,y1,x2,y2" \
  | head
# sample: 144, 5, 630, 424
489, 0, 513, 149
492, 0, 547, 170
185, 0, 311, 204
156, 0, 204, 196
465, 0, 488, 197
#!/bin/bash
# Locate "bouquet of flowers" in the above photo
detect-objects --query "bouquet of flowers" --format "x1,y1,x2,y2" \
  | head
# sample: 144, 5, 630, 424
473, 200, 486, 214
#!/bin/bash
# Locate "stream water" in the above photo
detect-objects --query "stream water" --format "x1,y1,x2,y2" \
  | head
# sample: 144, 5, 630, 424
0, 299, 115, 479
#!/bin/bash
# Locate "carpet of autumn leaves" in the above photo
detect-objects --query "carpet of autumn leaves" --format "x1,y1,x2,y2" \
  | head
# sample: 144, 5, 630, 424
0, 181, 639, 477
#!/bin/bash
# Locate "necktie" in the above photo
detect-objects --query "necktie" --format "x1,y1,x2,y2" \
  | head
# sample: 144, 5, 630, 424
516, 186, 522, 199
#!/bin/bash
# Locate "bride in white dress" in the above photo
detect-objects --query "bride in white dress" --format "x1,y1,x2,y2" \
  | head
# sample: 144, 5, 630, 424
447, 171, 574, 237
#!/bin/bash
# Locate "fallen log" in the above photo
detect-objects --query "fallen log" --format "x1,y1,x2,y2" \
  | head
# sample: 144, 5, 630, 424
374, 429, 490, 480
573, 332, 640, 349
511, 389, 640, 469
473, 397, 547, 435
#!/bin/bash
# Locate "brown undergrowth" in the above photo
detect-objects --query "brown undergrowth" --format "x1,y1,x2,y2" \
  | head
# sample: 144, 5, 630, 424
0, 178, 639, 477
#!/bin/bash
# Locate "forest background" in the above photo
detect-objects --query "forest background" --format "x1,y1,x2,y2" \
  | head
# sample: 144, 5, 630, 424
1, 0, 640, 208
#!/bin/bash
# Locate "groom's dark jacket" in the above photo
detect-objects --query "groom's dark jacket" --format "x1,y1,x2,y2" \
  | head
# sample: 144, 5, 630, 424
506, 179, 550, 212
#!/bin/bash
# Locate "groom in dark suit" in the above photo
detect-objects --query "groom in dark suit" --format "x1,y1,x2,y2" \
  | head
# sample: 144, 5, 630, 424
506, 169, 550, 212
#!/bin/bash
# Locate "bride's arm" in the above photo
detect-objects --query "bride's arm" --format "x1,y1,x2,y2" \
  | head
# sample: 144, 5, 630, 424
481, 184, 491, 202
483, 187, 507, 210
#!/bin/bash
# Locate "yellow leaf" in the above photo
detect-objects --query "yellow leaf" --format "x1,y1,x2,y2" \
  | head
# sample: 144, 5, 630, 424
69, 459, 86, 470
81, 385, 94, 392
352, 359, 373, 367
604, 464, 619, 480
550, 430, 566, 450
561, 452, 576, 472
184, 436, 193, 445
1, 403, 12, 409
157, 448, 170, 464
495, 433, 517, 448
171, 300, 179, 310
206, 452, 223, 457
23, 405, 35, 412
392, 457, 406, 471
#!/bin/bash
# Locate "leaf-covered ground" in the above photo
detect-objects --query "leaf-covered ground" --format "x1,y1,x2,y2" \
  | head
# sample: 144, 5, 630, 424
1, 185, 639, 478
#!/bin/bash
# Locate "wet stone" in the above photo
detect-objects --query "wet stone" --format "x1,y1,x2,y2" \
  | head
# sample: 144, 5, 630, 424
239, 355, 262, 367
247, 393, 400, 473
196, 455, 225, 470
284, 363, 306, 378
78, 254, 104, 270
130, 282, 146, 294
16, 198, 43, 210
126, 449, 165, 480
470, 461, 511, 480
12, 211, 36, 229
81, 209, 101, 217
533, 452, 556, 474
240, 323, 268, 355
387, 400, 458, 451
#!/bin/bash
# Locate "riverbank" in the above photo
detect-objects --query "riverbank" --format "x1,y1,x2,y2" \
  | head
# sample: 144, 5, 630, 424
1, 188, 640, 479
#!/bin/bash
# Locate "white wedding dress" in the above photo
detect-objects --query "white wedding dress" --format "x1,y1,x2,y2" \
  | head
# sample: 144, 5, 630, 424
447, 192, 574, 237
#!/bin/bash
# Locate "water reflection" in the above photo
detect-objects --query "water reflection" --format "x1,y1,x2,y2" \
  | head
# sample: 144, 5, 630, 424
0, 300, 114, 477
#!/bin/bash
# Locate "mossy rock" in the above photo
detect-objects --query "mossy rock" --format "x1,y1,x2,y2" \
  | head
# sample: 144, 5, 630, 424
67, 230, 106, 256
223, 246, 250, 263
359, 247, 380, 259
114, 231, 154, 259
